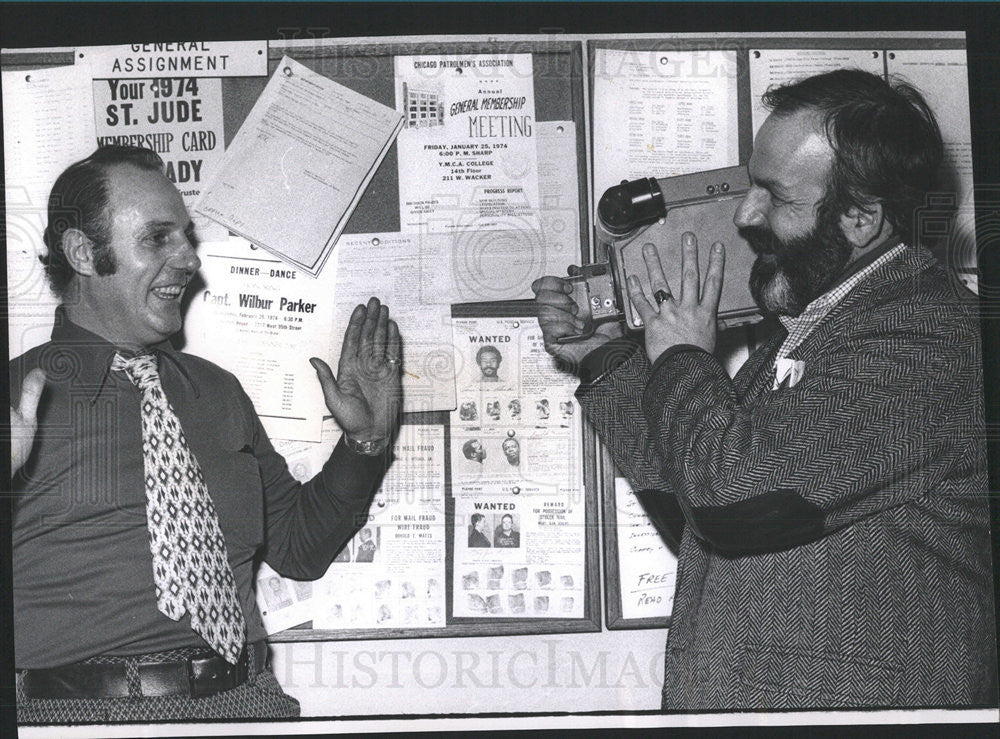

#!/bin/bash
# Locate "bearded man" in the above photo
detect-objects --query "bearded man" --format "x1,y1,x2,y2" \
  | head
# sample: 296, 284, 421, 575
533, 69, 996, 710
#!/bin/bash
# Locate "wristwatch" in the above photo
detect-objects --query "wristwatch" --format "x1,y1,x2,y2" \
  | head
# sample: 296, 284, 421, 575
345, 435, 390, 456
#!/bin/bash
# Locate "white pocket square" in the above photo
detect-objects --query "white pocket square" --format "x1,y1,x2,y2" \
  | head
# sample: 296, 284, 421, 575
773, 358, 806, 390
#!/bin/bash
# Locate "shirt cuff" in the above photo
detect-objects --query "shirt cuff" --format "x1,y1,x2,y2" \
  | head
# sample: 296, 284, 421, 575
649, 344, 711, 376
323, 436, 392, 498
576, 336, 643, 387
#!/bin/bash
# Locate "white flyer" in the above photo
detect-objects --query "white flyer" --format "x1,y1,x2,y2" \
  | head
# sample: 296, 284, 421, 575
614, 478, 677, 621
378, 121, 582, 306
748, 48, 884, 134
182, 236, 333, 442
435, 120, 582, 302
329, 233, 457, 413
887, 48, 976, 273
592, 47, 738, 213
196, 55, 403, 276
3, 64, 96, 357
394, 53, 540, 235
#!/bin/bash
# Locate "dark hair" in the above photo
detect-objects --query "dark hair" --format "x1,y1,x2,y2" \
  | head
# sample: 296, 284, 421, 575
471, 513, 485, 526
761, 69, 943, 242
476, 345, 501, 364
42, 146, 164, 297
462, 439, 481, 460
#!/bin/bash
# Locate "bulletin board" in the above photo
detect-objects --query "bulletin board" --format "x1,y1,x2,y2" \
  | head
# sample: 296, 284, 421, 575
585, 33, 974, 630
1, 38, 602, 640
1, 31, 976, 642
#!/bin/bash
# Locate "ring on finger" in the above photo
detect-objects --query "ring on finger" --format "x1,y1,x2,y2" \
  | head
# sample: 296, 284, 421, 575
654, 289, 672, 305
386, 357, 401, 366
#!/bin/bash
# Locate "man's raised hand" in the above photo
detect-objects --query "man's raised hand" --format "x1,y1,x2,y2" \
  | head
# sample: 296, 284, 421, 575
310, 297, 402, 445
625, 232, 725, 362
11, 368, 46, 476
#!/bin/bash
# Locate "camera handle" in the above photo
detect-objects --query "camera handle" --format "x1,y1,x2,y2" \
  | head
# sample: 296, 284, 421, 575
554, 177, 667, 344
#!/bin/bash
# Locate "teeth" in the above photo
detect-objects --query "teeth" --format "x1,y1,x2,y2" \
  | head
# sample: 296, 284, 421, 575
152, 286, 184, 299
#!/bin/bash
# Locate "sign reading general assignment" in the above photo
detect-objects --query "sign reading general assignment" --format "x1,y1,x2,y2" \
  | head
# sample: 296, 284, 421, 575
78, 41, 268, 78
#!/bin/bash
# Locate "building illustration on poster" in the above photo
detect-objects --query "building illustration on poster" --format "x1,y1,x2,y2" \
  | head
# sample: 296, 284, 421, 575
402, 81, 444, 128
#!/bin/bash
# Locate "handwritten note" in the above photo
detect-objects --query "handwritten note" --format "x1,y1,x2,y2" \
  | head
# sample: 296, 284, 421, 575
614, 477, 677, 620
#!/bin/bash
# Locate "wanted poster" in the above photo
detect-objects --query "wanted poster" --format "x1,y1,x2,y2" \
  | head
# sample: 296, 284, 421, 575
255, 560, 315, 634
453, 496, 585, 619
258, 424, 447, 633
311, 424, 448, 630
449, 317, 583, 497
394, 53, 540, 234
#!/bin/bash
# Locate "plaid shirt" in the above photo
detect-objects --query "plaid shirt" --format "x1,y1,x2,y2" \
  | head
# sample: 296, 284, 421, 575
776, 243, 907, 366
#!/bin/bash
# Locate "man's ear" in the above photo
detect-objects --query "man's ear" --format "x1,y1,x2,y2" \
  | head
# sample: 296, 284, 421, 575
61, 229, 99, 276
839, 202, 888, 249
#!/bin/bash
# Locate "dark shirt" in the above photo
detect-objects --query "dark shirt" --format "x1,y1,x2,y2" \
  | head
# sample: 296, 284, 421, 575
468, 529, 491, 548
354, 539, 376, 562
10, 310, 386, 668
494, 529, 520, 547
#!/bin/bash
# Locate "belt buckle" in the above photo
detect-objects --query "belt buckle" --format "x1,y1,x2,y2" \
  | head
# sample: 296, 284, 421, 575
188, 649, 248, 699
137, 659, 190, 698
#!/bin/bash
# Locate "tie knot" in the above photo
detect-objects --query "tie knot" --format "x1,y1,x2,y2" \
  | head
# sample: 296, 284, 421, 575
112, 352, 160, 390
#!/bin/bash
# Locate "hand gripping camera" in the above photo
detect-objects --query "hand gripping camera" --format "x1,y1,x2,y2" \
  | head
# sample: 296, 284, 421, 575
559, 165, 761, 343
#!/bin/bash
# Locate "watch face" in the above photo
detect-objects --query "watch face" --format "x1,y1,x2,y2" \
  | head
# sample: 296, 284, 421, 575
347, 436, 387, 455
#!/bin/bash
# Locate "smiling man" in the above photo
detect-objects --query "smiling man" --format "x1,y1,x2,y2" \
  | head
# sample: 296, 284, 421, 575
533, 70, 996, 709
9, 146, 403, 722
475, 345, 502, 382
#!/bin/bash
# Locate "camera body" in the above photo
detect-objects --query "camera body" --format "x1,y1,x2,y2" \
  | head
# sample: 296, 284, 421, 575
560, 165, 762, 342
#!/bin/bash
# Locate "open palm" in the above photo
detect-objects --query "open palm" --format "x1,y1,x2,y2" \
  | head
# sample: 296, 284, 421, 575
311, 297, 402, 442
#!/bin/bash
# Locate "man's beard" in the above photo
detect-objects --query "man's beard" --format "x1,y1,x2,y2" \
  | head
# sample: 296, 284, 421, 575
741, 210, 853, 317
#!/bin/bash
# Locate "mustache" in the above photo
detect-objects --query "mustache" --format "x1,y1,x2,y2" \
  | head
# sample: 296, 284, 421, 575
738, 225, 781, 255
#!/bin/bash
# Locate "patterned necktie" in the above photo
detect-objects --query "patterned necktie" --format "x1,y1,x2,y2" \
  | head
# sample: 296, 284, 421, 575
112, 351, 246, 664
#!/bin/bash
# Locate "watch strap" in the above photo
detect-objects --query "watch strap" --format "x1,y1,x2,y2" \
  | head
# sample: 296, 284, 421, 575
344, 435, 390, 456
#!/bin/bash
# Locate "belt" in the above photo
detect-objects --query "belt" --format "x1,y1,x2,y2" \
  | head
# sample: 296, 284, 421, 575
21, 641, 267, 700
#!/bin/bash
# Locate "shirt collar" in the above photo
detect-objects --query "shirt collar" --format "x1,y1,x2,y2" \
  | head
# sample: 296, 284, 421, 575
778, 237, 905, 330
829, 235, 904, 292
48, 306, 198, 403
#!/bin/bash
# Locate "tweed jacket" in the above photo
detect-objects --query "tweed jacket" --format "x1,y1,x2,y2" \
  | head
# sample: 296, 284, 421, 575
578, 245, 997, 710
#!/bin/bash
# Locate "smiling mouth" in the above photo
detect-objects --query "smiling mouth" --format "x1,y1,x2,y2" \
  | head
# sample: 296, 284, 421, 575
150, 284, 186, 300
